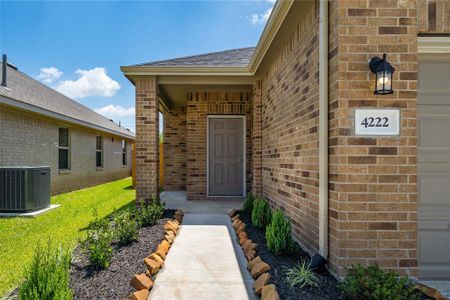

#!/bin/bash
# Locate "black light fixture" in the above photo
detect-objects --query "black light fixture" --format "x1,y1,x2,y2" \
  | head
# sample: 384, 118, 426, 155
369, 54, 395, 95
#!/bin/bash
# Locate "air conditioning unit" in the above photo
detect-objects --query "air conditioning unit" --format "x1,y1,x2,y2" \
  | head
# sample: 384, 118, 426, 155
0, 167, 51, 212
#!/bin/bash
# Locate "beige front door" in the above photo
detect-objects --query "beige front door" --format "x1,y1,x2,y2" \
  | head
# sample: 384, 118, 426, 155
208, 117, 244, 196
418, 60, 450, 279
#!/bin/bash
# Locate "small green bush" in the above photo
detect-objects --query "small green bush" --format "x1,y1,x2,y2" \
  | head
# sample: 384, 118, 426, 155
251, 198, 272, 228
284, 261, 319, 289
266, 210, 294, 255
243, 193, 255, 213
136, 198, 165, 227
113, 210, 138, 245
339, 264, 422, 300
82, 210, 113, 268
19, 240, 73, 300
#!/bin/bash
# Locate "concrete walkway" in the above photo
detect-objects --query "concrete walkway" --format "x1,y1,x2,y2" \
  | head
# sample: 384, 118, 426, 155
149, 214, 256, 300
161, 191, 245, 214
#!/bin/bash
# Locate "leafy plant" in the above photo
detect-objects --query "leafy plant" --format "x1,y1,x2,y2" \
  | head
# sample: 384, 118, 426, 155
243, 193, 255, 213
266, 210, 294, 255
251, 198, 272, 228
18, 240, 73, 300
81, 210, 113, 268
136, 198, 165, 227
112, 210, 138, 245
339, 264, 422, 300
284, 261, 319, 289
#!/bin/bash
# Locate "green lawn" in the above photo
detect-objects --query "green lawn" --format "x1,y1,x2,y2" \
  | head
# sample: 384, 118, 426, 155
0, 177, 136, 295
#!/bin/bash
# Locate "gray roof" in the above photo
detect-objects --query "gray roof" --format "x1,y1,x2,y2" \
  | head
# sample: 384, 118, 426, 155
0, 64, 134, 139
132, 47, 255, 67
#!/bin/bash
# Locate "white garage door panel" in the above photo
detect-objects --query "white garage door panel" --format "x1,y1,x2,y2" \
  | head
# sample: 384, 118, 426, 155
420, 230, 450, 263
418, 60, 450, 279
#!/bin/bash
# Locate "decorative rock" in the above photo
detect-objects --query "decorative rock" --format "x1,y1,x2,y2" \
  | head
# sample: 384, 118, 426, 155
243, 242, 257, 253
149, 252, 164, 266
254, 273, 271, 294
238, 231, 247, 239
415, 283, 448, 300
164, 222, 178, 233
161, 240, 171, 251
130, 274, 154, 290
231, 214, 240, 222
168, 220, 179, 230
236, 223, 245, 234
242, 239, 253, 250
248, 256, 262, 270
157, 243, 169, 256
229, 208, 238, 218
245, 250, 256, 261
128, 289, 150, 300
144, 258, 160, 276
239, 236, 248, 246
251, 262, 271, 278
261, 284, 279, 300
173, 218, 180, 225
232, 219, 242, 230
174, 213, 183, 223
165, 231, 175, 244
155, 248, 166, 259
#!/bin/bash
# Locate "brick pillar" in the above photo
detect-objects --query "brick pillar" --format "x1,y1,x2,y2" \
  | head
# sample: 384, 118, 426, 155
135, 77, 159, 203
252, 80, 263, 196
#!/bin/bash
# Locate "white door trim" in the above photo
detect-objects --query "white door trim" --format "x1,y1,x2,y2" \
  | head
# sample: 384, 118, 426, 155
206, 115, 246, 197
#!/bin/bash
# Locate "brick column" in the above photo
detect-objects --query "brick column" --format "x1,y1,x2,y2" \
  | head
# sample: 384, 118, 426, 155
135, 77, 159, 203
252, 80, 263, 197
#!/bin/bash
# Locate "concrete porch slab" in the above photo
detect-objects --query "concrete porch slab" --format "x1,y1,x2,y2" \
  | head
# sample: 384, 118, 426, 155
161, 191, 244, 214
149, 214, 256, 300
0, 204, 60, 218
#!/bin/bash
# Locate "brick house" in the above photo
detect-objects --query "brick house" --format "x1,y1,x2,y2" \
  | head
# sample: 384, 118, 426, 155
0, 60, 135, 194
121, 1, 450, 279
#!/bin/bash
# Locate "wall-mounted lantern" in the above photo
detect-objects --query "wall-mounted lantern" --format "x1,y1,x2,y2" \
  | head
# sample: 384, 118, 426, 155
369, 54, 395, 95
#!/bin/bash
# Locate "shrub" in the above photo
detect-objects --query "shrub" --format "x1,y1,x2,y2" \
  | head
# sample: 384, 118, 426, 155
112, 210, 138, 245
243, 193, 255, 213
19, 240, 73, 300
82, 210, 113, 268
284, 261, 319, 289
251, 198, 272, 228
339, 264, 422, 300
266, 210, 294, 255
136, 198, 165, 227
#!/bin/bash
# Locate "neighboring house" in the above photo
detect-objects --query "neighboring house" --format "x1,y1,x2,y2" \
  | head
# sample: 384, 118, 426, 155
121, 1, 450, 280
0, 59, 135, 194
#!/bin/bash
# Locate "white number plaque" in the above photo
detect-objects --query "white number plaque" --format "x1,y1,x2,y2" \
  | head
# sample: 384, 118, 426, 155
354, 109, 400, 136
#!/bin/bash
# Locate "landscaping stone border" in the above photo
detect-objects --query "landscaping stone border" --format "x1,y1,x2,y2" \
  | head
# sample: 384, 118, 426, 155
128, 209, 184, 300
229, 209, 280, 300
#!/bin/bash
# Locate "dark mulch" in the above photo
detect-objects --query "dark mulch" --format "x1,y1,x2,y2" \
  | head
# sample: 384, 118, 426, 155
240, 211, 344, 300
70, 210, 175, 300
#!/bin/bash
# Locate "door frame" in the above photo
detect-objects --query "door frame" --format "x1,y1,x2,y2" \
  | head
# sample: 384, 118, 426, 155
206, 115, 246, 197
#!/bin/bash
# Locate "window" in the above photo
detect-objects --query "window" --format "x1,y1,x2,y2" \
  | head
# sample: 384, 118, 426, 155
122, 140, 127, 166
58, 128, 70, 170
96, 136, 103, 168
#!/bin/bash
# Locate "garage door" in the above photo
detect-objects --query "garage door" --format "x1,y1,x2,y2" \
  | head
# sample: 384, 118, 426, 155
418, 60, 450, 279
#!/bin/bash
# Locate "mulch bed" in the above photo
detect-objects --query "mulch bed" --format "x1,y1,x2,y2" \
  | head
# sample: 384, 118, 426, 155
240, 210, 344, 300
70, 210, 175, 300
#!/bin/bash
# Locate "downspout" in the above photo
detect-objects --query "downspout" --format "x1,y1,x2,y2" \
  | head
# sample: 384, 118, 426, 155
318, 0, 329, 259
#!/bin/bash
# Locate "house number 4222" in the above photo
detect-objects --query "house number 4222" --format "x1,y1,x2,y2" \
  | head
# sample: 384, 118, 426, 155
354, 109, 400, 136
360, 117, 389, 128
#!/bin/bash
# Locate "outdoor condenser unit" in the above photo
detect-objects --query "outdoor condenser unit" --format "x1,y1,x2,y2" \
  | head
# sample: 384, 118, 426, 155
0, 167, 51, 212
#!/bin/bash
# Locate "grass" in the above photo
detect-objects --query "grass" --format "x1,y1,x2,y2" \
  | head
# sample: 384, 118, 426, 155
0, 177, 135, 295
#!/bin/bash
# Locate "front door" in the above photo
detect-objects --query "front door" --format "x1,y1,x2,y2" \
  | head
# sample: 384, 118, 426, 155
208, 117, 244, 196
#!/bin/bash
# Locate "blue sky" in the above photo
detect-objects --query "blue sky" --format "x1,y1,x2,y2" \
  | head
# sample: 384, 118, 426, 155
0, 0, 274, 132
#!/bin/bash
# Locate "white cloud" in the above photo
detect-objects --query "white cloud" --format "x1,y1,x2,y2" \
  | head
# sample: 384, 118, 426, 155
250, 8, 273, 24
37, 67, 63, 84
56, 67, 120, 99
94, 104, 135, 118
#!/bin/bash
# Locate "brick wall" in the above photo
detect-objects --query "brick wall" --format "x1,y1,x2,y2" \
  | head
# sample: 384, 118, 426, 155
418, 0, 450, 33
186, 91, 252, 200
328, 0, 419, 277
163, 107, 187, 190
0, 106, 133, 194
260, 1, 321, 254
135, 77, 159, 202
